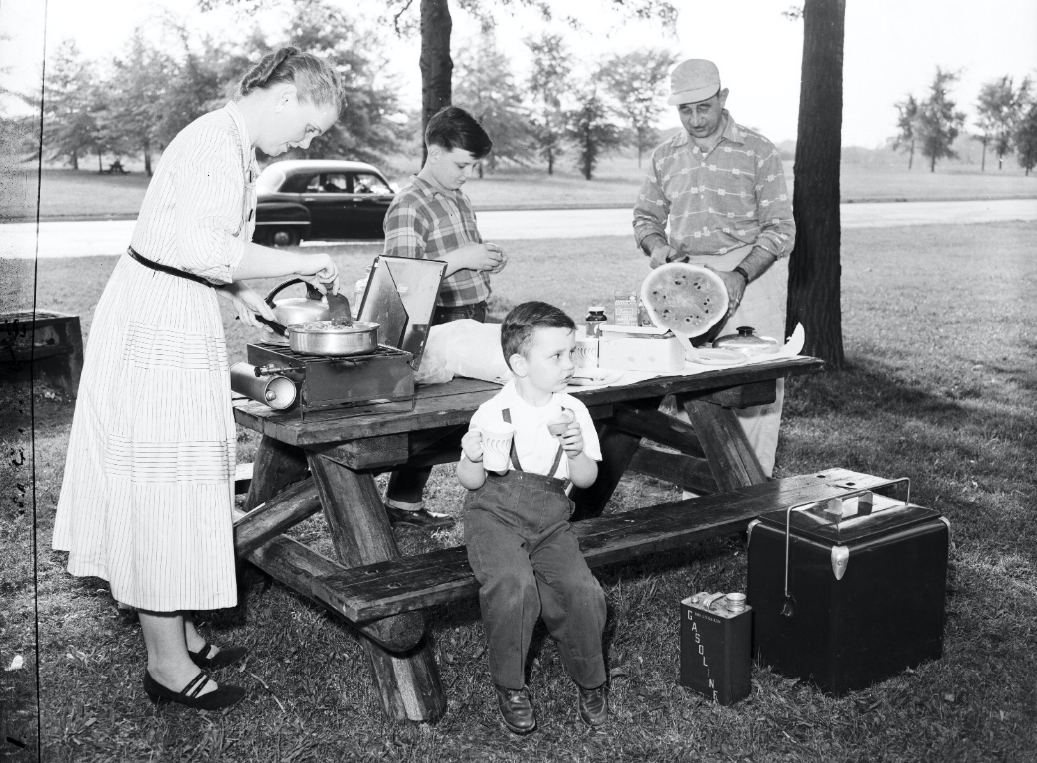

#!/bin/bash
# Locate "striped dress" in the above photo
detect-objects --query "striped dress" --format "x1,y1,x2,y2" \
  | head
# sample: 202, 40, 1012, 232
52, 101, 258, 612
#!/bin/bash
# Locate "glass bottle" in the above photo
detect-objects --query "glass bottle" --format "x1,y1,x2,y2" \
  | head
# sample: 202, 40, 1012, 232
585, 306, 607, 338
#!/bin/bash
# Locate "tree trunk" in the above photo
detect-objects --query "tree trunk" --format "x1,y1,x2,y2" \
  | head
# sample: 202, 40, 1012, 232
97, 151, 103, 173
980, 138, 986, 171
930, 153, 936, 172
786, 0, 845, 368
419, 0, 452, 165
143, 137, 152, 177
71, 149, 78, 170
547, 146, 554, 175
908, 141, 914, 170
997, 151, 1003, 170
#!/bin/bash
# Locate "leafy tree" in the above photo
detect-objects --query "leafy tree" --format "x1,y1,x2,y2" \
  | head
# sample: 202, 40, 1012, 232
975, 75, 1032, 170
525, 33, 571, 175
892, 94, 918, 170
42, 40, 99, 170
107, 29, 176, 175
565, 87, 622, 180
1014, 100, 1037, 176
453, 31, 532, 174
597, 48, 677, 167
915, 68, 966, 173
785, 0, 845, 367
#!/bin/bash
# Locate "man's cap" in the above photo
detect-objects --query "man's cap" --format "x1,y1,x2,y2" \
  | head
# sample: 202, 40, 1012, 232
668, 59, 721, 106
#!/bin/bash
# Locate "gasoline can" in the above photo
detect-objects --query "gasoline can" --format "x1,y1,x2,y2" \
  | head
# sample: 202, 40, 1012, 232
679, 592, 752, 705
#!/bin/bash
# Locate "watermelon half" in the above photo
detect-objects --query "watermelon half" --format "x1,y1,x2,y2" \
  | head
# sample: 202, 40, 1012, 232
640, 263, 730, 338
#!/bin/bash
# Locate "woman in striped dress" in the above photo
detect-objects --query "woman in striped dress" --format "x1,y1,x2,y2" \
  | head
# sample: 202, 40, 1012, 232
53, 48, 342, 710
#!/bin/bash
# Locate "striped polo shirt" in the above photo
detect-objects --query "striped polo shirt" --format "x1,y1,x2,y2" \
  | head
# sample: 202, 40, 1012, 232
382, 175, 490, 307
632, 111, 794, 259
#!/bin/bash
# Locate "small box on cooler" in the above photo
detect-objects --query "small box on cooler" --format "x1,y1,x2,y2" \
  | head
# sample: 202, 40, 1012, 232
679, 592, 752, 705
598, 325, 685, 373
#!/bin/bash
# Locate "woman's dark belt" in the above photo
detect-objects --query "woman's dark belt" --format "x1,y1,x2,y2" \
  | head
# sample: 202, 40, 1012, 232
127, 246, 218, 287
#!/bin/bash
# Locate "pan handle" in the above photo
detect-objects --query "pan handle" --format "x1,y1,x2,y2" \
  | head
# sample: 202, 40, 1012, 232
264, 277, 324, 308
255, 314, 289, 336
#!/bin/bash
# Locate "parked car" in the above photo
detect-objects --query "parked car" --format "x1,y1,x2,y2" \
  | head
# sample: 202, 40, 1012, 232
253, 160, 396, 247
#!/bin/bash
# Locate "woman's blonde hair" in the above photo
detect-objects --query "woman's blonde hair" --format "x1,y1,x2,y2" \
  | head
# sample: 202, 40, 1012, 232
238, 47, 343, 113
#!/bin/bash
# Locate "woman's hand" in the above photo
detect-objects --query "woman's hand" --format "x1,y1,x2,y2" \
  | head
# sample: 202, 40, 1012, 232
218, 282, 276, 331
293, 252, 340, 295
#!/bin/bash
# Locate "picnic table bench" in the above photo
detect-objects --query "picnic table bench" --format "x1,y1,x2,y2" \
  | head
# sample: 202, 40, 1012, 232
232, 356, 830, 721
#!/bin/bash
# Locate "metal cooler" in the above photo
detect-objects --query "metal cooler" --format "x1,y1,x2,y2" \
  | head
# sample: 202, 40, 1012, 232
747, 479, 949, 695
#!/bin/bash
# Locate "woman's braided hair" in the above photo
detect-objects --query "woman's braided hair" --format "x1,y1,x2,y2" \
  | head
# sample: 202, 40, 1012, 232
238, 46, 343, 112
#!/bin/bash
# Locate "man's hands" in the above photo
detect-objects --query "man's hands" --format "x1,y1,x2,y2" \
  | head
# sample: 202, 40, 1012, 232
711, 267, 747, 317
648, 242, 685, 269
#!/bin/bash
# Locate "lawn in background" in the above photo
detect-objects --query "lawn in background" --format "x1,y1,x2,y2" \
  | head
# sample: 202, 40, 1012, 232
4, 151, 1036, 221
2, 221, 1036, 761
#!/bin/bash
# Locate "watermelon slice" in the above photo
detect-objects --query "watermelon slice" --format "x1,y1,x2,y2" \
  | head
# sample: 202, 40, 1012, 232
640, 263, 730, 338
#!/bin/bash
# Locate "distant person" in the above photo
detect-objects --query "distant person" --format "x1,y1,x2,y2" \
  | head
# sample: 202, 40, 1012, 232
457, 301, 607, 734
632, 58, 795, 475
53, 47, 343, 711
380, 105, 508, 529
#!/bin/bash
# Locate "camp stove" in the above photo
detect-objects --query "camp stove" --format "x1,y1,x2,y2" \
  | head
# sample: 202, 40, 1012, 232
235, 256, 447, 420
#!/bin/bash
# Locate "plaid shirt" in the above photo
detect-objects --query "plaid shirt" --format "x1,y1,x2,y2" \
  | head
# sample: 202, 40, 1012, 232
633, 111, 794, 259
382, 175, 490, 307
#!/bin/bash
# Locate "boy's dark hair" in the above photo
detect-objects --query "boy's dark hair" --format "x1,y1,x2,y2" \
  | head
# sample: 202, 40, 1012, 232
501, 302, 576, 371
425, 106, 493, 159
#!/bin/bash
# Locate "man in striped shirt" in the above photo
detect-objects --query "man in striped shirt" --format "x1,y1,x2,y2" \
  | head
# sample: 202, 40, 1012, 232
382, 106, 508, 529
632, 59, 795, 476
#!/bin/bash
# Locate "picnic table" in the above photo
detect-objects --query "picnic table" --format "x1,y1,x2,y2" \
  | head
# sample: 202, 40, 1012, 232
232, 355, 829, 721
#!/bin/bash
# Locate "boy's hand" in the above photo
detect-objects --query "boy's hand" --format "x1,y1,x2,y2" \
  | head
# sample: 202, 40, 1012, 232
560, 420, 585, 459
461, 429, 485, 463
454, 242, 506, 273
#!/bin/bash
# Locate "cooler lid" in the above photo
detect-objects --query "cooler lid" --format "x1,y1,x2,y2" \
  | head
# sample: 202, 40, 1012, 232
357, 256, 446, 369
759, 492, 942, 545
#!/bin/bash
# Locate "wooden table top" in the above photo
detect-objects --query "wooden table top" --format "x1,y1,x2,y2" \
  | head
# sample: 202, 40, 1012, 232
233, 356, 824, 447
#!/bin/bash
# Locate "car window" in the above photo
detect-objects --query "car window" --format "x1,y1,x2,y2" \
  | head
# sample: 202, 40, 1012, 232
304, 175, 322, 192
257, 166, 287, 192
352, 172, 392, 195
320, 173, 349, 193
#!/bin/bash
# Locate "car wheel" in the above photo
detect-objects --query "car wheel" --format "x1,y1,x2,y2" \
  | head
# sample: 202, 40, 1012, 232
268, 228, 301, 247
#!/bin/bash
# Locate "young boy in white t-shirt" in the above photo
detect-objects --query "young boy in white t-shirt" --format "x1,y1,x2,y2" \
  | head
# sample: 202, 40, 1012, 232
457, 301, 608, 735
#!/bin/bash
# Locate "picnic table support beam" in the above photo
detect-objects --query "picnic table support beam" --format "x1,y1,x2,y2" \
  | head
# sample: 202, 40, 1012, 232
679, 396, 767, 491
245, 435, 309, 511
307, 453, 447, 722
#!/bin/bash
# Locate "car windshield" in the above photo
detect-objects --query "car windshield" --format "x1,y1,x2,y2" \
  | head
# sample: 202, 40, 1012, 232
257, 166, 287, 192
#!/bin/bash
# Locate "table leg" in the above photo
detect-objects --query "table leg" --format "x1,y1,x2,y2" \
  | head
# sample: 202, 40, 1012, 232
244, 435, 309, 511
308, 453, 447, 722
679, 396, 767, 492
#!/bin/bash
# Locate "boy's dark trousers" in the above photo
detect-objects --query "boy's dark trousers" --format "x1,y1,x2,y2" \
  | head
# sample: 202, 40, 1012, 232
464, 469, 607, 690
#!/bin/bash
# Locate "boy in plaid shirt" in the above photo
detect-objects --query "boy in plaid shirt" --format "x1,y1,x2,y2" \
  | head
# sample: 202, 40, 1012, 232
381, 106, 509, 530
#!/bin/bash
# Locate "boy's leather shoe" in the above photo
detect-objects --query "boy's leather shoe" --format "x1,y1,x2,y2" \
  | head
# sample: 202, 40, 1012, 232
383, 504, 456, 530
577, 683, 608, 727
494, 684, 536, 735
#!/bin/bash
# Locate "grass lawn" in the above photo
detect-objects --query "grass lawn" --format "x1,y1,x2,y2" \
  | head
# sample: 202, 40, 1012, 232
3, 153, 1035, 221
2, 222, 1036, 761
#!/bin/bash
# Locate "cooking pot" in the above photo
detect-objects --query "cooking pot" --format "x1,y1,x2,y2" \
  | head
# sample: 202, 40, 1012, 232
711, 325, 780, 355
258, 279, 380, 356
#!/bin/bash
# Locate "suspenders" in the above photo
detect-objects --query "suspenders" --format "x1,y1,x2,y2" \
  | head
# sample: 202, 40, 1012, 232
502, 408, 564, 478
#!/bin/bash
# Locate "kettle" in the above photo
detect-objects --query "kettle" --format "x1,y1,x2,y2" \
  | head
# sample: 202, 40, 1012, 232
265, 278, 330, 326
711, 326, 780, 355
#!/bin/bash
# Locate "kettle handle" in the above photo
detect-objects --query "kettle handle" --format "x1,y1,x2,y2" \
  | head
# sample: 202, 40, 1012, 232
265, 278, 324, 308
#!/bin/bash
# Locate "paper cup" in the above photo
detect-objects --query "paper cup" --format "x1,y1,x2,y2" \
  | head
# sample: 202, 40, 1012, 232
575, 337, 599, 368
481, 423, 515, 473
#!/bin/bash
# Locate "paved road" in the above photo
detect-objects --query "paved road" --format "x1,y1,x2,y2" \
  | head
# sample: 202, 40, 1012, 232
3, 199, 1036, 259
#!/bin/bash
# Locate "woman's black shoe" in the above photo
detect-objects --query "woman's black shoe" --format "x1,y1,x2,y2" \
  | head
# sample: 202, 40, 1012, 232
143, 670, 245, 711
188, 642, 248, 670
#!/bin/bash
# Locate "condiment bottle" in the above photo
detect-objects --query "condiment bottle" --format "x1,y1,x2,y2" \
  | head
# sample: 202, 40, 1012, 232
585, 306, 607, 338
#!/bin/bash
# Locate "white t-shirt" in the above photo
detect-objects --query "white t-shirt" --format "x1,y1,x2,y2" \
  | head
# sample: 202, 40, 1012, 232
467, 381, 602, 480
